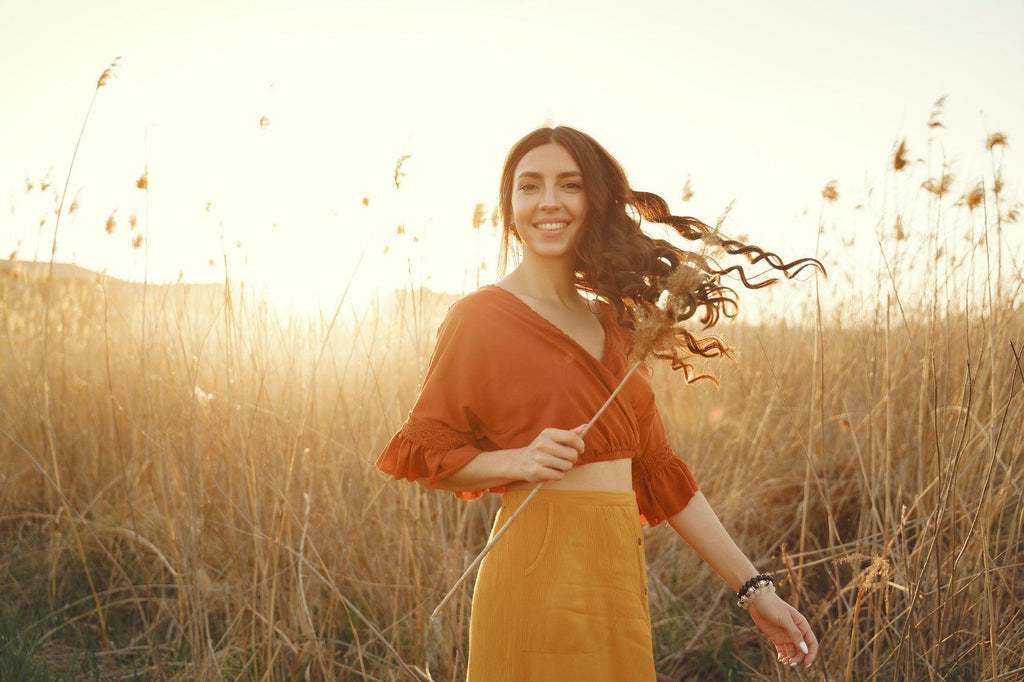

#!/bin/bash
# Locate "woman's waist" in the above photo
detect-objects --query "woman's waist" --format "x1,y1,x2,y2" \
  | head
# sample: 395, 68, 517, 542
505, 456, 633, 493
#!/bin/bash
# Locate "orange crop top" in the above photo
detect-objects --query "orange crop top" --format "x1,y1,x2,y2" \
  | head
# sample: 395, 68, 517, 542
375, 285, 699, 526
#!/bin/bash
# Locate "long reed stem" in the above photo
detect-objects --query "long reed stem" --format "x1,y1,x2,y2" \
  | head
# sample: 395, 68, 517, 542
37, 57, 120, 652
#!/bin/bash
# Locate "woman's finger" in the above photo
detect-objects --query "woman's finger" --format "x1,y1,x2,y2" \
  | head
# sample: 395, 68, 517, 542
539, 437, 583, 459
795, 615, 818, 663
541, 453, 575, 471
537, 428, 585, 453
538, 441, 580, 462
778, 611, 810, 663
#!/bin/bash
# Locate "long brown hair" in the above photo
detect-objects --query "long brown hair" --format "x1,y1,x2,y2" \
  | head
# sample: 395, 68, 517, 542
497, 126, 823, 375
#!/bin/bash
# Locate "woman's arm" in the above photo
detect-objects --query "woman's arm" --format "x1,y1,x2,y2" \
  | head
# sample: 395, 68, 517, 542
420, 426, 585, 492
667, 493, 819, 667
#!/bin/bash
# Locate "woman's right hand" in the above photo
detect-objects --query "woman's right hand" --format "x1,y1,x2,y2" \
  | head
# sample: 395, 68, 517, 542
512, 425, 586, 482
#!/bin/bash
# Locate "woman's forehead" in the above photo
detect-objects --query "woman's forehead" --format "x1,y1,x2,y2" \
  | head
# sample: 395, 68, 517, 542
514, 143, 581, 177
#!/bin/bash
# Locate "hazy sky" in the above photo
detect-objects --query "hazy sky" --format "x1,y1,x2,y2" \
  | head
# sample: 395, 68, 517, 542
2, 0, 1022, 312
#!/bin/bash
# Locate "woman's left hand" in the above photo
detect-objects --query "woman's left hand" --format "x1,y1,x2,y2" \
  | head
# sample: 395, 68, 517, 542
746, 592, 818, 667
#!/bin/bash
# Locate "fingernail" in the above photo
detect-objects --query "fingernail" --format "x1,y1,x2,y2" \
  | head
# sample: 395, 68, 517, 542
799, 642, 809, 655
790, 661, 798, 666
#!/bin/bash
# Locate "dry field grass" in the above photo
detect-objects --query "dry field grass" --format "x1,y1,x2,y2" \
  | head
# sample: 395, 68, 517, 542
1, 70, 1021, 680
2, 224, 1022, 681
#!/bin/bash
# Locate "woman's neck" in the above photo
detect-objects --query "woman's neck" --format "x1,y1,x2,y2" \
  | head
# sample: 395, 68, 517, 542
500, 258, 580, 308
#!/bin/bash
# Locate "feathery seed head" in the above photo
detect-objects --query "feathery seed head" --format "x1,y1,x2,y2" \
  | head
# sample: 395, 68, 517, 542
628, 304, 676, 367
394, 154, 411, 189
627, 256, 731, 380
927, 95, 947, 129
893, 140, 909, 171
681, 177, 694, 202
922, 173, 954, 197
96, 57, 121, 89
963, 183, 984, 211
822, 181, 839, 203
985, 132, 1007, 150
136, 173, 148, 190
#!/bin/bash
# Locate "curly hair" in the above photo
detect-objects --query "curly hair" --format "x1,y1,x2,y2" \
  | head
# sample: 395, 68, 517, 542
497, 126, 823, 378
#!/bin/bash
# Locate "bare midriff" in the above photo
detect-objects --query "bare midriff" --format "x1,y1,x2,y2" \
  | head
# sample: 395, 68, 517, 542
505, 457, 633, 493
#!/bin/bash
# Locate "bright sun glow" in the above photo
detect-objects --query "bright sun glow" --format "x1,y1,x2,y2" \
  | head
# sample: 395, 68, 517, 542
2, 0, 1023, 321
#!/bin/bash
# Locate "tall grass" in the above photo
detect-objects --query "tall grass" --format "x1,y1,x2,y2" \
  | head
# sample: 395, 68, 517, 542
2, 96, 1022, 679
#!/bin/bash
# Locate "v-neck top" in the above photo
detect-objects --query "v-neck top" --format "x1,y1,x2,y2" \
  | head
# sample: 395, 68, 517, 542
491, 285, 608, 364
375, 284, 699, 526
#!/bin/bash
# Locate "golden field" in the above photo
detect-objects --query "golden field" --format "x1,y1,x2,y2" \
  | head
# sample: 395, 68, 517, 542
2, 120, 1023, 679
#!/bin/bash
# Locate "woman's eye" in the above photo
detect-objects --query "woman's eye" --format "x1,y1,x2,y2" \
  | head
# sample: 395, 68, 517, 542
519, 183, 538, 192
563, 182, 583, 191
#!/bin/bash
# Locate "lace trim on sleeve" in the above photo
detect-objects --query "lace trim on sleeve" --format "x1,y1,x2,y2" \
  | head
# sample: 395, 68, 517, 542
635, 441, 675, 476
632, 441, 699, 527
400, 414, 475, 451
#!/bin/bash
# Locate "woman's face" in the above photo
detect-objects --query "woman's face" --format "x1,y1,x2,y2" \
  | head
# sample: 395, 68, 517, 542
510, 143, 587, 264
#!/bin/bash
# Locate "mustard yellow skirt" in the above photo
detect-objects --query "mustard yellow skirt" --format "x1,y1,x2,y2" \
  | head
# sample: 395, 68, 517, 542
467, 489, 656, 681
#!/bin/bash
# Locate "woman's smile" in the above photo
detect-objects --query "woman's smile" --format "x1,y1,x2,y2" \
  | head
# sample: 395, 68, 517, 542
534, 220, 569, 231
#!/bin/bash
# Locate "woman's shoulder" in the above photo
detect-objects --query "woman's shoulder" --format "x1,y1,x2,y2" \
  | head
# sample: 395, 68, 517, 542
434, 285, 516, 342
440, 285, 511, 327
448, 284, 506, 313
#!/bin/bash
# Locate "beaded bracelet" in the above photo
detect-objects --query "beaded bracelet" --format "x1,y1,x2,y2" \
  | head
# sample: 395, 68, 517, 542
736, 573, 776, 610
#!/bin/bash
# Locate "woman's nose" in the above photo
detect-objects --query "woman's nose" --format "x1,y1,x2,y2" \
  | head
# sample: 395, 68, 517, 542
539, 186, 559, 209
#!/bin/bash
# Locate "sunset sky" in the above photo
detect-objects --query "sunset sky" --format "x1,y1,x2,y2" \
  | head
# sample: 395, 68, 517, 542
2, 0, 1022, 314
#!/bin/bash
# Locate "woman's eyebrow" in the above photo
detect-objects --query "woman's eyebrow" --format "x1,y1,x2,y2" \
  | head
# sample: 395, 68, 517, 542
516, 170, 584, 180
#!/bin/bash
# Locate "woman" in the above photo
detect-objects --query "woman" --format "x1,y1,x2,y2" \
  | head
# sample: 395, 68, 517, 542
376, 126, 819, 679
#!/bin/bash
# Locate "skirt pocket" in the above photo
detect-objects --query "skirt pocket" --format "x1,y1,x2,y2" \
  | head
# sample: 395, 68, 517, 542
490, 498, 553, 577
523, 501, 553, 576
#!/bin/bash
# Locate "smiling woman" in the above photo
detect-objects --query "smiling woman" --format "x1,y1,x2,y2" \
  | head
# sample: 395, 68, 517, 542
376, 125, 822, 680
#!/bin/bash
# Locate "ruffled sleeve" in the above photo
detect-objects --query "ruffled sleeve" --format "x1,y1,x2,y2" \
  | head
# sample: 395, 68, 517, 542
376, 416, 483, 489
375, 297, 489, 499
630, 365, 700, 527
